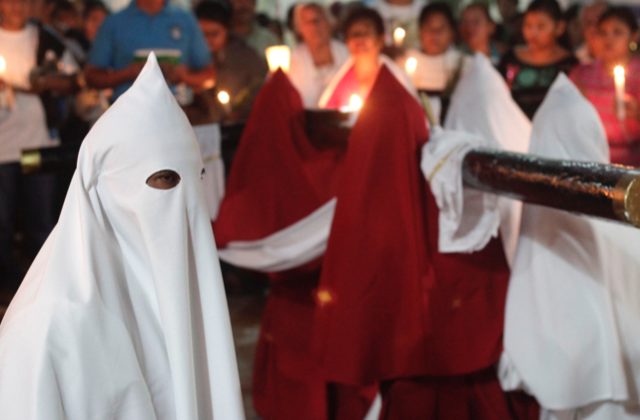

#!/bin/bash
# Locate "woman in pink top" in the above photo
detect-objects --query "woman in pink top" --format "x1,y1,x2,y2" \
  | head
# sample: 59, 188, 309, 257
570, 6, 640, 166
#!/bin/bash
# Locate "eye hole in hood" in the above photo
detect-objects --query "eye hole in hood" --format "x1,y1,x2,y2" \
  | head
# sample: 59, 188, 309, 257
146, 170, 181, 190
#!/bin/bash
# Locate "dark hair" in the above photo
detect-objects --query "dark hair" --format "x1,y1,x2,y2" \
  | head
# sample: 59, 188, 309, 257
419, 2, 456, 30
526, 0, 564, 22
343, 7, 384, 37
52, 0, 77, 18
194, 0, 233, 28
83, 1, 108, 19
463, 3, 493, 23
598, 6, 639, 33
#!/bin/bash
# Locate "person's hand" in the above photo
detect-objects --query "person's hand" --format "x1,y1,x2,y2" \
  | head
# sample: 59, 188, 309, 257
124, 61, 145, 81
159, 63, 187, 85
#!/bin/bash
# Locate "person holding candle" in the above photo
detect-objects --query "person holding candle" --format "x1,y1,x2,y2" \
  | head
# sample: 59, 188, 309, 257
288, 2, 349, 109
400, 2, 472, 123
498, 0, 578, 120
570, 6, 640, 167
370, 0, 425, 49
0, 0, 78, 286
318, 8, 416, 110
183, 0, 267, 124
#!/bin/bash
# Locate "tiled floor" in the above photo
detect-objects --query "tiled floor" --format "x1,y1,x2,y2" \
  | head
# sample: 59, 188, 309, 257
0, 287, 267, 420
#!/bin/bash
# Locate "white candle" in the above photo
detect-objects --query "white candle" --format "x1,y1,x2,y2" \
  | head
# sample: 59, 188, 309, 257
393, 27, 406, 48
615, 65, 626, 120
405, 57, 417, 84
0, 55, 11, 110
217, 90, 232, 114
265, 45, 290, 73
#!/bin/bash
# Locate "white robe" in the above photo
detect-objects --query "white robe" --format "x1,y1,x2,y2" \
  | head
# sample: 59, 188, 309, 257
0, 54, 245, 420
288, 40, 350, 109
445, 53, 531, 266
499, 74, 640, 419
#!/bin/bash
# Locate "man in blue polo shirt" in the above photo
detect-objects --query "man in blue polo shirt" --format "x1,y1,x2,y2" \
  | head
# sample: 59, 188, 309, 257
85, 0, 214, 100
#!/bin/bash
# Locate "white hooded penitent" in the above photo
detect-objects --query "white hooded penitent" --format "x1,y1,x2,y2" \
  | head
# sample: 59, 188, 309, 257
500, 74, 640, 419
0, 54, 245, 420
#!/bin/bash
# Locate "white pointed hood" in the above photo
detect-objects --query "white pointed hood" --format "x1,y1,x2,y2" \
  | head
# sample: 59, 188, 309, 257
0, 54, 245, 420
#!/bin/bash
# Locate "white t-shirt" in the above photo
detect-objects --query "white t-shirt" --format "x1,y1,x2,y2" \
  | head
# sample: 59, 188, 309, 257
0, 24, 53, 164
371, 0, 426, 49
289, 40, 350, 109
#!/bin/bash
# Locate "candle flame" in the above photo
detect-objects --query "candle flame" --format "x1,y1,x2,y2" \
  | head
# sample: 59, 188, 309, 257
218, 91, 230, 104
349, 94, 363, 111
615, 65, 625, 82
265, 45, 290, 73
405, 57, 417, 74
394, 27, 406, 42
0, 56, 5, 74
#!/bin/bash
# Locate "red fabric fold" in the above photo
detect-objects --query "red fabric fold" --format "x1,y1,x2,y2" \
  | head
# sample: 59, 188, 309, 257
313, 66, 510, 386
213, 69, 345, 247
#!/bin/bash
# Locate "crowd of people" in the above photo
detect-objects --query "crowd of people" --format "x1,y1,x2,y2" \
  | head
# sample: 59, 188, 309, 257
1, 0, 640, 283
2, 0, 640, 419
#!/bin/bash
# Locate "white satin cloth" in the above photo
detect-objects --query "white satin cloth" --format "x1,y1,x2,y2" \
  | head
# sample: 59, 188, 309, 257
421, 126, 501, 253
445, 53, 531, 266
499, 74, 640, 418
217, 198, 336, 272
193, 123, 225, 221
0, 54, 245, 420
288, 40, 350, 109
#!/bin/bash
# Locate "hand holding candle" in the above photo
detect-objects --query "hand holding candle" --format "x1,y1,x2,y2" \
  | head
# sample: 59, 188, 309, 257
615, 65, 626, 120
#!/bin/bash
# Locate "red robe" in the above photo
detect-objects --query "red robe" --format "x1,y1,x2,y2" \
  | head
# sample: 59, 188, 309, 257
313, 66, 535, 418
213, 70, 346, 420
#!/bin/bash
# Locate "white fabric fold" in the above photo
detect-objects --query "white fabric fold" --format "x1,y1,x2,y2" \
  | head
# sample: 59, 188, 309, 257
500, 74, 640, 417
0, 54, 245, 420
421, 126, 501, 253
445, 53, 531, 265
193, 123, 225, 221
217, 198, 336, 272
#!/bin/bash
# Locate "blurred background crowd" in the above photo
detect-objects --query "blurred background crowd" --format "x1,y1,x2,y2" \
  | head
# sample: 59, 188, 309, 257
1, 0, 640, 289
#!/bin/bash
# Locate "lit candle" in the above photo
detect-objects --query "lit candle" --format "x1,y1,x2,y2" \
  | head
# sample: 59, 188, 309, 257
0, 55, 12, 110
265, 45, 290, 73
340, 94, 363, 113
393, 27, 406, 48
217, 90, 232, 114
405, 57, 417, 83
614, 65, 626, 120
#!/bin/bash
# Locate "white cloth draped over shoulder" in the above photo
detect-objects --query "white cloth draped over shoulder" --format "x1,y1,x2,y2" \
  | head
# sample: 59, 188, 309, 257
444, 53, 531, 266
0, 55, 245, 420
193, 123, 225, 221
499, 74, 640, 419
317, 55, 419, 108
288, 40, 350, 109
